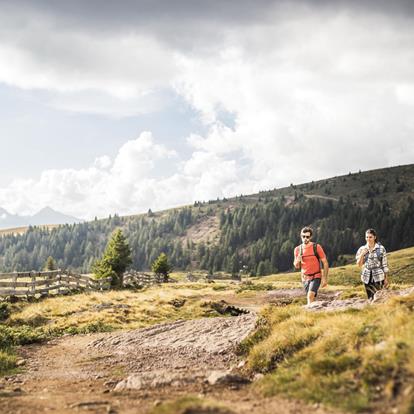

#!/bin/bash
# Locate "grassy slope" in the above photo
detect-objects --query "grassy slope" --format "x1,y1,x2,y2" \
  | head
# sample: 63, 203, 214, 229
241, 246, 414, 413
1, 246, 413, 412
247, 297, 414, 413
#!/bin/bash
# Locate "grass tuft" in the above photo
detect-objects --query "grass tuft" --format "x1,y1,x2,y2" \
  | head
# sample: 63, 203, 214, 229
149, 396, 235, 414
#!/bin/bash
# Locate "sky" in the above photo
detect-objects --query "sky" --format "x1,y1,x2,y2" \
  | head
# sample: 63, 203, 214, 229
0, 0, 413, 220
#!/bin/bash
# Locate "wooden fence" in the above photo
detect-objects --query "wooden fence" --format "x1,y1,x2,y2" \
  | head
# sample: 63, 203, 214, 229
122, 270, 166, 288
0, 270, 111, 298
206, 273, 241, 281
0, 269, 170, 299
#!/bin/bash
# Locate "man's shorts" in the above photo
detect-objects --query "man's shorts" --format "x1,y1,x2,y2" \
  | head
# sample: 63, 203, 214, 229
303, 277, 321, 296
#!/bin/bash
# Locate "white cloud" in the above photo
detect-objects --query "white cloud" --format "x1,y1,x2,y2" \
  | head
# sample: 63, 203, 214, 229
0, 3, 413, 219
0, 131, 255, 219
174, 11, 414, 189
94, 155, 112, 169
0, 133, 179, 218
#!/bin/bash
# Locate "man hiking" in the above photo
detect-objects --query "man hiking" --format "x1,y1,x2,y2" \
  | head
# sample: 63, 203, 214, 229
293, 226, 329, 305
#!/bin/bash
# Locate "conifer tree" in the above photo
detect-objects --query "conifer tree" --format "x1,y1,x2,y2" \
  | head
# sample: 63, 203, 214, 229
93, 229, 132, 288
44, 256, 57, 271
151, 253, 172, 282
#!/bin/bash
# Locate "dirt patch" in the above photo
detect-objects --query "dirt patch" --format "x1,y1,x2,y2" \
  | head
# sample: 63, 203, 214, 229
182, 215, 220, 245
265, 288, 341, 305
0, 314, 259, 414
89, 314, 257, 390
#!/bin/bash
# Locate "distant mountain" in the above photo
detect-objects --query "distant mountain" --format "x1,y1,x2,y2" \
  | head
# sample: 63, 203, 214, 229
0, 206, 82, 230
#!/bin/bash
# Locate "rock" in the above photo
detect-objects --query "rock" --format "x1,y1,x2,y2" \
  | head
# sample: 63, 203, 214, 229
16, 359, 26, 367
253, 373, 264, 382
104, 380, 117, 387
115, 372, 176, 391
115, 376, 143, 391
237, 360, 246, 368
169, 298, 186, 308
207, 370, 250, 386
373, 341, 388, 351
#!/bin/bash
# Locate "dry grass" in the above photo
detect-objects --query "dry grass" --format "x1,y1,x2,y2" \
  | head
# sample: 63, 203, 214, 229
7, 284, 237, 334
246, 295, 414, 413
150, 396, 235, 414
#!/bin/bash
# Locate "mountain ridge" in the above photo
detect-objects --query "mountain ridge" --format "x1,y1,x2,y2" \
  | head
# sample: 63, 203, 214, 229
0, 206, 82, 230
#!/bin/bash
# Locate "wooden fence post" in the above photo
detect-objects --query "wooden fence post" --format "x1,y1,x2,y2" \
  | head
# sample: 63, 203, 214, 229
31, 272, 36, 297
44, 272, 50, 298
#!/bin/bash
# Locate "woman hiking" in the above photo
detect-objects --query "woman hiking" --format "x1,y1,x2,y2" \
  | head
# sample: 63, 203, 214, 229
356, 228, 389, 300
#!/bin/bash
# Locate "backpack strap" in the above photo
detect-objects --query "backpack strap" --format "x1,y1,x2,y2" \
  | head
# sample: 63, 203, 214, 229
376, 243, 383, 264
363, 244, 383, 265
313, 243, 320, 262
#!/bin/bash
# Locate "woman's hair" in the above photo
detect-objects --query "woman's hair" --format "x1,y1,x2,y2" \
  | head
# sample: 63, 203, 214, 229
365, 228, 378, 242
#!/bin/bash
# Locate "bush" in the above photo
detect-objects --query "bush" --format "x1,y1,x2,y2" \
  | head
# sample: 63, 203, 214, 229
0, 303, 11, 321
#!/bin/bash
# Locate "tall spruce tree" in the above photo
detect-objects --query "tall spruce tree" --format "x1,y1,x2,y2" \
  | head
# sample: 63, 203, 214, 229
93, 229, 132, 288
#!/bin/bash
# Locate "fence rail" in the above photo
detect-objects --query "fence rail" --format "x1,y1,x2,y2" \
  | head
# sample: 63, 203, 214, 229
0, 270, 111, 298
122, 270, 166, 287
206, 273, 241, 281
0, 269, 169, 298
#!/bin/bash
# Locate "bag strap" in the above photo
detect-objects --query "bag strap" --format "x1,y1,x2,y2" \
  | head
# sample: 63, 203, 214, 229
363, 244, 383, 265
313, 243, 320, 261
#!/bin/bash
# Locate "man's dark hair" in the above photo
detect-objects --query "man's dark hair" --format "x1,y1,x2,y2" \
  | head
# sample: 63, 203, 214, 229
301, 226, 313, 236
366, 228, 378, 242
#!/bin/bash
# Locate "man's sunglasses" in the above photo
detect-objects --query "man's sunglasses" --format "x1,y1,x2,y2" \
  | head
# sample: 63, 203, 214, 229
301, 235, 311, 239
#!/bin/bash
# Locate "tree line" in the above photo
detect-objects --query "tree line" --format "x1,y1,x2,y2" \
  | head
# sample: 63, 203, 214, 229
0, 196, 413, 275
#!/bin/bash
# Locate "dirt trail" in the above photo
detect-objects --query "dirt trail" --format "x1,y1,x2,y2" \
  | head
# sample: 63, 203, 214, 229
0, 311, 341, 414
2, 288, 411, 413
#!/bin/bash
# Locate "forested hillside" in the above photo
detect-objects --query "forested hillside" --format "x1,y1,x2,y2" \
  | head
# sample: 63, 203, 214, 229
0, 164, 413, 274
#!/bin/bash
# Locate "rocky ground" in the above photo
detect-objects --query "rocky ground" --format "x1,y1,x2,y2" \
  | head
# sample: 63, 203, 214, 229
5, 286, 412, 414
0, 305, 342, 414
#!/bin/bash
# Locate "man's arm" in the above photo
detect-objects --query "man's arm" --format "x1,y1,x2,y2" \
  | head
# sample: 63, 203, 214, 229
321, 258, 329, 287
293, 247, 302, 269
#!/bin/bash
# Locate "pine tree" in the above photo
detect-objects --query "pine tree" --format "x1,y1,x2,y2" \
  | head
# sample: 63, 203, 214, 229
44, 256, 57, 271
93, 229, 132, 288
151, 253, 172, 282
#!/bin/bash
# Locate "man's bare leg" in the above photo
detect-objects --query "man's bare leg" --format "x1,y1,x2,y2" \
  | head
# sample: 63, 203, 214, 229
307, 291, 316, 305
